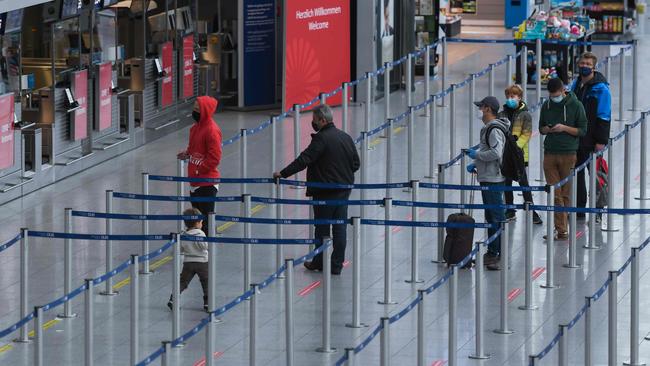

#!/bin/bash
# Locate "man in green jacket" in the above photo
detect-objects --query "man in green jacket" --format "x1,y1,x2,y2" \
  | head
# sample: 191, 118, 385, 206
539, 78, 587, 240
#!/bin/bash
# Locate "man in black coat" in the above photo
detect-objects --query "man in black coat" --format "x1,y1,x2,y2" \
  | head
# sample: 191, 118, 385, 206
273, 104, 360, 274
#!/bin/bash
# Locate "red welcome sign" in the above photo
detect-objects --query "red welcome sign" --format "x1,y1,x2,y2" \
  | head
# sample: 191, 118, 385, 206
0, 93, 15, 170
98, 62, 112, 131
183, 35, 194, 99
73, 70, 88, 140
161, 41, 173, 107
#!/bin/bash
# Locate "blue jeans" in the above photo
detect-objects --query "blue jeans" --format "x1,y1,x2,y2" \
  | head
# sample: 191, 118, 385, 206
480, 182, 505, 256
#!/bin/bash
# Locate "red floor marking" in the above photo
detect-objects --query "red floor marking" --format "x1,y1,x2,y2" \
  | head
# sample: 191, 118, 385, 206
343, 260, 351, 268
532, 267, 546, 281
576, 230, 585, 239
298, 281, 321, 296
193, 351, 224, 366
431, 361, 447, 366
508, 288, 523, 303
636, 174, 641, 182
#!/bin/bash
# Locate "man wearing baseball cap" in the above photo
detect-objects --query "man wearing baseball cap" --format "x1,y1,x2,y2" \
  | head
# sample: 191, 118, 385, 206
465, 96, 510, 269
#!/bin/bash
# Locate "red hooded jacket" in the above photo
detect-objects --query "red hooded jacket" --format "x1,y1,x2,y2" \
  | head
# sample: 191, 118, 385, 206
186, 96, 222, 187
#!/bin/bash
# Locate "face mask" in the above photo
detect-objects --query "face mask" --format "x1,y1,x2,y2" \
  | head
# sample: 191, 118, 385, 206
476, 108, 483, 120
550, 95, 564, 103
311, 120, 320, 132
579, 66, 593, 77
505, 98, 519, 109
192, 111, 200, 122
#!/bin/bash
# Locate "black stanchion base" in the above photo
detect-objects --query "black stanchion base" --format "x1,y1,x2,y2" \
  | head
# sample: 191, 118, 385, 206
623, 362, 646, 366
377, 300, 398, 305
582, 244, 603, 250
540, 284, 560, 289
99, 291, 119, 296
12, 337, 31, 344
562, 263, 582, 269
345, 322, 369, 329
57, 313, 77, 319
469, 353, 491, 359
518, 305, 539, 311
315, 347, 337, 353
405, 279, 424, 284
139, 270, 154, 275
493, 329, 514, 335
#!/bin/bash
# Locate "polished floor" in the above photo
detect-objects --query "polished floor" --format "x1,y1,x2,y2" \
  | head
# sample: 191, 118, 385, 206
1, 26, 650, 366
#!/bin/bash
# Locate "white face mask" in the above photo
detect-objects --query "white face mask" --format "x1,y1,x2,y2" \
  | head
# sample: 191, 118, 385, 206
476, 108, 483, 120
550, 95, 564, 103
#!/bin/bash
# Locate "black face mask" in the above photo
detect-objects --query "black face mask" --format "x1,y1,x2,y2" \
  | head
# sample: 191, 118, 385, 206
192, 111, 200, 122
311, 120, 320, 132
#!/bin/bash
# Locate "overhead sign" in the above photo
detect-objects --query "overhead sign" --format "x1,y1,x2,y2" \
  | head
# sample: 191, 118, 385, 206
98, 62, 112, 131
284, 0, 350, 111
243, 0, 275, 106
0, 93, 14, 170
0, 0, 51, 14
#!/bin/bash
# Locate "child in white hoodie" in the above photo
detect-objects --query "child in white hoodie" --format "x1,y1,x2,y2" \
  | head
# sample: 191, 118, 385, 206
167, 207, 210, 312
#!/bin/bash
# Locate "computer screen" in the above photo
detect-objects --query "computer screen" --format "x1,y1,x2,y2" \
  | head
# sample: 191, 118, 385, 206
61, 0, 81, 18
4, 9, 23, 34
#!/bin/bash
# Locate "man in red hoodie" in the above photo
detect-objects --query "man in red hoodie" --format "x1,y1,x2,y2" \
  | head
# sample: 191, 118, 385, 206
177, 96, 222, 234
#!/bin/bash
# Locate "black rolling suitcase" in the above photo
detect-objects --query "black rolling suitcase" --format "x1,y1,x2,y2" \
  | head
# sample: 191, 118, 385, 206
442, 176, 476, 267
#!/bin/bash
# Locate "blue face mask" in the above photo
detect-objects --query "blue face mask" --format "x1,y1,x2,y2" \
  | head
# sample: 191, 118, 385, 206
550, 95, 564, 103
505, 98, 519, 109
579, 66, 593, 77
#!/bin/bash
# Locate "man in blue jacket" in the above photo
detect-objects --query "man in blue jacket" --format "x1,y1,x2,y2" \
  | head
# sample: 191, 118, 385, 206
570, 52, 611, 220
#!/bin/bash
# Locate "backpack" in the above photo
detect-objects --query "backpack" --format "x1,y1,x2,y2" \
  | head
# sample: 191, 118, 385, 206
485, 124, 526, 181
596, 157, 608, 208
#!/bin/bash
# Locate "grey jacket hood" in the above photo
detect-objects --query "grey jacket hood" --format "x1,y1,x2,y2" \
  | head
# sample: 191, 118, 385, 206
474, 118, 510, 183
181, 228, 208, 263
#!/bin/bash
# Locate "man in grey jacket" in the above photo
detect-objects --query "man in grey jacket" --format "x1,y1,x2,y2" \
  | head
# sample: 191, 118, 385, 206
465, 96, 509, 269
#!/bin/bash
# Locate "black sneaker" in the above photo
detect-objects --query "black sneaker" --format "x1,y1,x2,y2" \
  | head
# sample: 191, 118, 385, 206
483, 253, 500, 266
533, 212, 543, 225
486, 261, 501, 271
167, 299, 173, 311
595, 213, 602, 224
303, 261, 322, 272
505, 211, 516, 222
203, 304, 209, 312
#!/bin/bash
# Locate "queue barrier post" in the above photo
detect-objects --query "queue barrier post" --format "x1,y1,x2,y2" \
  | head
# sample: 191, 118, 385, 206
345, 347, 356, 366
342, 82, 349, 134
417, 289, 426, 366
535, 38, 542, 102
240, 129, 248, 194
385, 120, 394, 199
275, 179, 284, 277
558, 324, 568, 366
346, 217, 367, 328
360, 131, 368, 250
632, 39, 639, 111
407, 106, 415, 183
604, 138, 619, 232
609, 270, 618, 366
424, 46, 431, 117
449, 84, 457, 160
624, 124, 632, 210
636, 112, 648, 201
293, 104, 301, 161
496, 220, 516, 332
379, 198, 397, 305
380, 317, 390, 366
384, 63, 391, 125
84, 279, 94, 366
506, 54, 513, 86
59, 208, 76, 318
365, 73, 372, 133
160, 341, 171, 366
101, 190, 117, 296
541, 185, 558, 289
250, 283, 258, 366
407, 181, 423, 284
441, 37, 447, 106
586, 154, 600, 250
606, 56, 612, 84
15, 228, 30, 343
448, 265, 458, 366
434, 164, 446, 263
460, 152, 467, 213
176, 160, 185, 232
406, 53, 413, 109
618, 48, 626, 121
426, 97, 437, 179
470, 242, 490, 359
488, 63, 495, 97
141, 172, 152, 274
320, 92, 326, 106
34, 306, 43, 366
316, 238, 336, 353
521, 45, 528, 103
243, 194, 252, 294
536, 97, 545, 183
585, 296, 593, 365
172, 235, 183, 347
623, 247, 645, 366
468, 74, 476, 147
565, 168, 580, 268
519, 202, 538, 310
270, 116, 277, 192
208, 214, 218, 314
205, 312, 215, 366
130, 255, 140, 364
285, 259, 295, 366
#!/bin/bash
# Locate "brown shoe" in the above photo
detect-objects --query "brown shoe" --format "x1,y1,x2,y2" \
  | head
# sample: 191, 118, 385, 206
486, 262, 501, 271
303, 261, 322, 272
483, 253, 500, 266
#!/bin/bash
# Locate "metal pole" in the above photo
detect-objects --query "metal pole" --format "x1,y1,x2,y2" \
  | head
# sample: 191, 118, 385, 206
417, 290, 426, 366
130, 255, 139, 364
624, 125, 631, 209
541, 186, 557, 288
320, 92, 326, 106
519, 203, 538, 310
624, 248, 645, 366
360, 131, 368, 247
632, 40, 638, 111
585, 296, 593, 366
536, 38, 542, 102
177, 160, 185, 233
604, 138, 618, 232
496, 221, 516, 331
345, 348, 356, 366
606, 56, 611, 83
441, 37, 447, 106
249, 283, 258, 366
618, 48, 626, 121
275, 180, 284, 276
380, 317, 390, 366
285, 259, 295, 366
384, 63, 391, 123
468, 74, 476, 146
566, 169, 580, 267
460, 153, 467, 213
537, 97, 545, 183
34, 306, 43, 366
101, 203, 116, 295
587, 154, 599, 249
449, 84, 456, 160
60, 208, 75, 318
208, 214, 217, 312
488, 64, 495, 97
449, 266, 458, 366
470, 242, 490, 359
406, 53, 413, 109
365, 73, 372, 133
243, 194, 252, 294
84, 279, 94, 366
424, 46, 431, 117
15, 228, 30, 343
559, 324, 568, 366
172, 235, 182, 345
521, 45, 528, 104
407, 181, 422, 283
506, 54, 513, 86
434, 165, 446, 263
342, 83, 349, 133
271, 116, 277, 185
385, 120, 394, 198
240, 129, 248, 194
205, 312, 215, 366
293, 104, 301, 159
316, 240, 335, 353
141, 173, 151, 274
346, 218, 366, 328
379, 198, 396, 304
408, 107, 415, 182
426, 99, 437, 178
637, 113, 649, 200
608, 270, 618, 366
160, 341, 171, 366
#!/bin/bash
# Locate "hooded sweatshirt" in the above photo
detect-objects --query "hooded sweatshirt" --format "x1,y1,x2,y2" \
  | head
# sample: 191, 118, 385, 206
499, 101, 532, 162
538, 91, 588, 154
186, 96, 222, 187
475, 118, 511, 183
569, 71, 611, 148
181, 228, 208, 263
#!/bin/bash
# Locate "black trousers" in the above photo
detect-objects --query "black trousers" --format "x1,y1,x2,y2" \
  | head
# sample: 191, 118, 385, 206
171, 261, 209, 305
504, 163, 535, 209
190, 185, 218, 234
311, 190, 350, 271
576, 148, 597, 208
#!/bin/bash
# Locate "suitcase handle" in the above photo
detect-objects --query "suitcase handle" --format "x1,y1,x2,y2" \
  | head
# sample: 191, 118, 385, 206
468, 173, 476, 217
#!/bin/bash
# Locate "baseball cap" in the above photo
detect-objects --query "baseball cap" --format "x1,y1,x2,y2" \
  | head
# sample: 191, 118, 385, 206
473, 96, 500, 112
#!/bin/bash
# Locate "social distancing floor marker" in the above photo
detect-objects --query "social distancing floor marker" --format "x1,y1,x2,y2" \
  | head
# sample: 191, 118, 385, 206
0, 318, 62, 354
577, 230, 585, 239
532, 267, 545, 281
508, 267, 546, 303
298, 281, 321, 297
508, 288, 523, 302
193, 351, 223, 366
369, 127, 405, 148
431, 360, 447, 366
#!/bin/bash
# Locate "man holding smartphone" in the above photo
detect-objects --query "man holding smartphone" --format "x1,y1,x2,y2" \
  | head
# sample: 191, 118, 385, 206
539, 78, 587, 240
